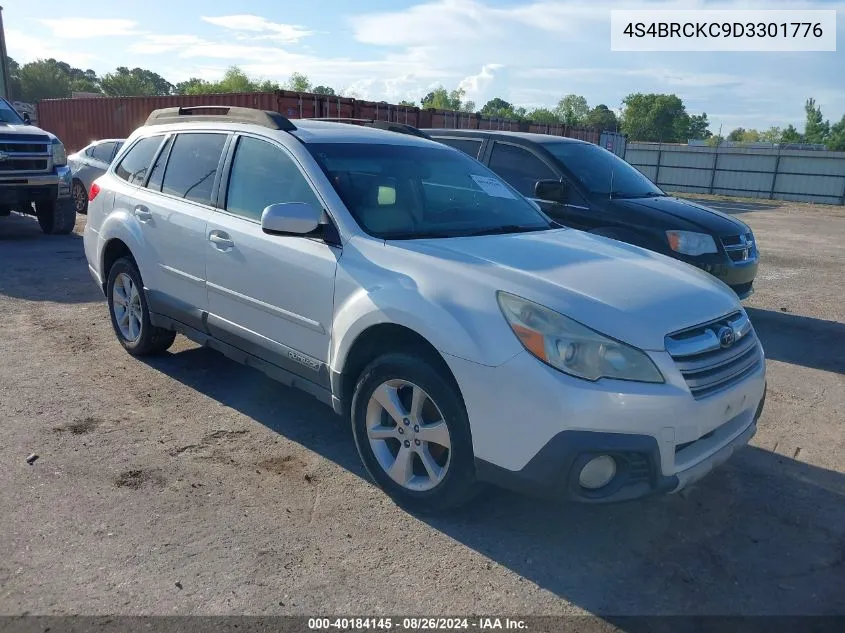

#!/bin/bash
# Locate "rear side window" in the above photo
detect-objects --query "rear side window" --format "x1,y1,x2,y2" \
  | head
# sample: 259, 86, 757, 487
437, 138, 483, 159
92, 142, 116, 163
488, 142, 557, 197
115, 136, 164, 186
225, 136, 320, 222
146, 136, 174, 192
161, 133, 227, 205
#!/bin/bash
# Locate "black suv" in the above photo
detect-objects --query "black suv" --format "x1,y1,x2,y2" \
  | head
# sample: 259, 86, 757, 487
424, 129, 759, 298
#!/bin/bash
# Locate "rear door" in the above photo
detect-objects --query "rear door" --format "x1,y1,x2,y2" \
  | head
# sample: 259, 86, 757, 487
130, 131, 229, 326
205, 134, 339, 385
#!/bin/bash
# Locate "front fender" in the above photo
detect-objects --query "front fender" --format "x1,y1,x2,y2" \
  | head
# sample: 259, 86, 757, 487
330, 277, 523, 375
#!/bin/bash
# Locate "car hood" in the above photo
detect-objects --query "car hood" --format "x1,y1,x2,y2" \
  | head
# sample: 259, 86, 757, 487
0, 123, 54, 141
402, 229, 741, 351
607, 195, 749, 236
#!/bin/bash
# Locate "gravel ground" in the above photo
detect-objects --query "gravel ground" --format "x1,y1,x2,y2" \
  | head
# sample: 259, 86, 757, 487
0, 202, 843, 617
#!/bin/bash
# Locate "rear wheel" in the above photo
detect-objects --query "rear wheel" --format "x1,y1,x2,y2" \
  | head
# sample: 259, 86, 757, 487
36, 198, 76, 235
106, 257, 176, 356
72, 180, 89, 215
350, 352, 480, 514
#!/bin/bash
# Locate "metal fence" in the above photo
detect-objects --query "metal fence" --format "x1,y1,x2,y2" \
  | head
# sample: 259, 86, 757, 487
626, 142, 845, 205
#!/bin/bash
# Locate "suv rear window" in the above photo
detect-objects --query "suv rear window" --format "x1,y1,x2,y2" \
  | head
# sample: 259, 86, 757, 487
114, 136, 164, 186
161, 133, 227, 205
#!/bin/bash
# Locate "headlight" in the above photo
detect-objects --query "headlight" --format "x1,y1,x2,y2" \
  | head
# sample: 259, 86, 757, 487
51, 139, 67, 166
497, 292, 664, 383
666, 230, 717, 256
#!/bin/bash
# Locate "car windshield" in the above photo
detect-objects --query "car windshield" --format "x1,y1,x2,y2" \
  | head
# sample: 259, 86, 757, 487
542, 142, 665, 198
0, 99, 25, 125
307, 143, 553, 239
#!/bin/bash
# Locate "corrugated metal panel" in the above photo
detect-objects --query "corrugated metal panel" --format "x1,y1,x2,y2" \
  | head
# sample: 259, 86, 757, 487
779, 155, 845, 176
775, 173, 843, 197
658, 148, 714, 170
714, 169, 774, 193
660, 166, 712, 189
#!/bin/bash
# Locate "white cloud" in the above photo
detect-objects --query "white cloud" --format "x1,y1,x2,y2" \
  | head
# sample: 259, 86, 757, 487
201, 15, 313, 43
6, 29, 99, 67
39, 18, 140, 39
129, 35, 205, 55
458, 64, 503, 99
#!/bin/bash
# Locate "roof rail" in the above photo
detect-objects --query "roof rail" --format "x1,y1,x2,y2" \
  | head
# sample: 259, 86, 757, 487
308, 118, 431, 139
144, 106, 297, 131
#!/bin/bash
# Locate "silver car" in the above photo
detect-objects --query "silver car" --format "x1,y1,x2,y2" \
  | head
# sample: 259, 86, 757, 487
68, 139, 124, 214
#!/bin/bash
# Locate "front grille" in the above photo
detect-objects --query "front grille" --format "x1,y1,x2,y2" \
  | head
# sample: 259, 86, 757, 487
666, 311, 763, 399
721, 232, 756, 262
0, 159, 47, 171
0, 142, 47, 153
624, 453, 652, 483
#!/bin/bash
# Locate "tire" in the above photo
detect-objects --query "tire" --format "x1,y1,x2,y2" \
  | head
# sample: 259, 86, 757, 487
350, 352, 480, 514
106, 257, 176, 356
72, 180, 89, 215
36, 198, 76, 235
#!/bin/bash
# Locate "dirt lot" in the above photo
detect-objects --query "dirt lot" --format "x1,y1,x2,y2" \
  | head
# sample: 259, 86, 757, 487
1, 201, 843, 617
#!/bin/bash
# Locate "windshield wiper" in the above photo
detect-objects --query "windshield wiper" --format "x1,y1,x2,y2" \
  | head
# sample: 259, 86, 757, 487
462, 225, 549, 237
641, 191, 667, 198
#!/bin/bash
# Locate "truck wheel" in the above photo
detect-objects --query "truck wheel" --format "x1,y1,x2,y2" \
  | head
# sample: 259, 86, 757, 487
106, 257, 176, 356
350, 352, 481, 514
36, 198, 77, 235
72, 180, 89, 215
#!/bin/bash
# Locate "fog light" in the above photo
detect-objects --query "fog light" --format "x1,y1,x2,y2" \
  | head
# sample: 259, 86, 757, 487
579, 455, 617, 490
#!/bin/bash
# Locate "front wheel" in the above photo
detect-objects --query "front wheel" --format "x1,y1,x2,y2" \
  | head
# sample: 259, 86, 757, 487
106, 257, 176, 356
36, 198, 76, 235
350, 352, 480, 514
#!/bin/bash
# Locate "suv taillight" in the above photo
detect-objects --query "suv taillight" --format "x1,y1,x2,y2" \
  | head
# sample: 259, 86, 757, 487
89, 183, 100, 202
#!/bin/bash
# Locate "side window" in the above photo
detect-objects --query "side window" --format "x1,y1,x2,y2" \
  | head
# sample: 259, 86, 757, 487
161, 133, 227, 205
84, 146, 95, 158
114, 136, 164, 186
488, 142, 557, 197
438, 138, 482, 159
225, 136, 321, 222
146, 136, 174, 192
91, 142, 116, 163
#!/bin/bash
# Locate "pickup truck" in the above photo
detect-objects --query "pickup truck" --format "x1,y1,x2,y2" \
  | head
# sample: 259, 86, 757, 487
0, 97, 76, 234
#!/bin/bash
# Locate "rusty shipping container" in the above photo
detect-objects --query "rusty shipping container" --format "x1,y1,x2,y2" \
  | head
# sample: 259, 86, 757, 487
38, 91, 608, 152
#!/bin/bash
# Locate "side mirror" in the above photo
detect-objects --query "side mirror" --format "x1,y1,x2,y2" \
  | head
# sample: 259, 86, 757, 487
261, 202, 321, 236
22, 113, 31, 125
534, 179, 569, 203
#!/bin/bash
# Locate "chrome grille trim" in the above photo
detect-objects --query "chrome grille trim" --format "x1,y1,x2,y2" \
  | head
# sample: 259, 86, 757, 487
0, 137, 52, 175
666, 311, 762, 399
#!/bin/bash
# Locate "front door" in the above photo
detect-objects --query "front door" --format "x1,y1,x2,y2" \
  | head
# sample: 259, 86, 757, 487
205, 134, 339, 386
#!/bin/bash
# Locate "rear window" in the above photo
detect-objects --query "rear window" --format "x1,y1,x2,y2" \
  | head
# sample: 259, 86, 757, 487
92, 142, 116, 163
160, 133, 227, 205
114, 136, 164, 186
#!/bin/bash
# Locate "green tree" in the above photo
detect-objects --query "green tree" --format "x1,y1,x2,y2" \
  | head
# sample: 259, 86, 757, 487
705, 134, 725, 147
759, 126, 782, 144
526, 107, 559, 124
480, 97, 513, 117
620, 93, 690, 142
555, 94, 589, 126
397, 99, 416, 107
804, 98, 830, 145
585, 104, 618, 131
16, 59, 73, 101
285, 72, 312, 92
727, 127, 746, 141
781, 124, 802, 144
687, 113, 711, 139
312, 85, 335, 96
827, 116, 845, 151
100, 66, 172, 96
420, 86, 466, 111
6, 57, 23, 101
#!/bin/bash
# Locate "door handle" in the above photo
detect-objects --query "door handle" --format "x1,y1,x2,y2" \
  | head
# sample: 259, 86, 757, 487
134, 205, 152, 222
209, 231, 234, 250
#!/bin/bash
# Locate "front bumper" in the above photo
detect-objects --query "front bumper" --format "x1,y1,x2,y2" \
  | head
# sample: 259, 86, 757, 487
0, 166, 72, 204
682, 252, 758, 299
445, 346, 766, 504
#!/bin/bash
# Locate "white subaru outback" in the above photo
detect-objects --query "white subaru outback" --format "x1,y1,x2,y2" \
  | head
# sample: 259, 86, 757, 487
84, 106, 766, 513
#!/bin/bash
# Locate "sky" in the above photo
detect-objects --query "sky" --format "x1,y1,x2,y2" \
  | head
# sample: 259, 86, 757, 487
4, 0, 845, 133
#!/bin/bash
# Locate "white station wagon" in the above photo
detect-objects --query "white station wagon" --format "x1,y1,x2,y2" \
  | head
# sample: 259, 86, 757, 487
84, 106, 766, 513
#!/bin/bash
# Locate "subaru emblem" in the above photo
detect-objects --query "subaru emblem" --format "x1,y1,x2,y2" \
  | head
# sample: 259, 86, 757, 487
717, 326, 735, 348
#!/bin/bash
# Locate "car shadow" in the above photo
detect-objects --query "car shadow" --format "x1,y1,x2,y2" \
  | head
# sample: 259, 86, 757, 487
0, 213, 98, 304
142, 346, 845, 617
747, 307, 845, 375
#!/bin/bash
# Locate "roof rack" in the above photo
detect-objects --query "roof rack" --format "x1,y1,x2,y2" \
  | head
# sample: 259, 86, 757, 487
307, 118, 431, 139
144, 106, 297, 132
